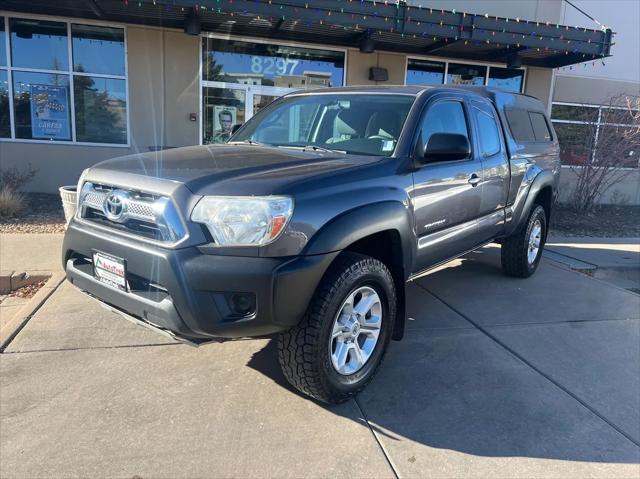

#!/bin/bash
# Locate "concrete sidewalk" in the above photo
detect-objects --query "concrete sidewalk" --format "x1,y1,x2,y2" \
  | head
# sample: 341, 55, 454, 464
1, 245, 638, 478
546, 236, 639, 269
544, 236, 640, 292
0, 234, 64, 273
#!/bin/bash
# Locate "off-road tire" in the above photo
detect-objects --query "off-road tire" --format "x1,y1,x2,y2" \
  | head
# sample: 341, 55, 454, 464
501, 204, 547, 278
277, 252, 396, 404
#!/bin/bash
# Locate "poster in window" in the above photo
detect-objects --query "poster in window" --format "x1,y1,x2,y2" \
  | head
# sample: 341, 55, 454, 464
212, 105, 237, 143
29, 84, 71, 140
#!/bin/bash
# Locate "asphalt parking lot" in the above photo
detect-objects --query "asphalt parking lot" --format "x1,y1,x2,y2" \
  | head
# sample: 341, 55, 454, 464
1, 246, 639, 478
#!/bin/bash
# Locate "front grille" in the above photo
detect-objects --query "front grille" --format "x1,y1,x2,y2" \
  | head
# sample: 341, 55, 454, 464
78, 182, 187, 244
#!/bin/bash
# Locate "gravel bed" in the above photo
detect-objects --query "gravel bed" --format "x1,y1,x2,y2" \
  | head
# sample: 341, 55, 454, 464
8, 279, 48, 299
550, 204, 640, 238
0, 193, 67, 234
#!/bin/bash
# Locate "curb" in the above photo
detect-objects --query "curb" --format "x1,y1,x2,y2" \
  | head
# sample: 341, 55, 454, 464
0, 271, 66, 352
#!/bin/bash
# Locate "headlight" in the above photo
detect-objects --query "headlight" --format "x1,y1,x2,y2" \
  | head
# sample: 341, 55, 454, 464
191, 196, 293, 246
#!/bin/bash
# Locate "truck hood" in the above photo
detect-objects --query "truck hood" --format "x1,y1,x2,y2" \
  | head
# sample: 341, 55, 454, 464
91, 144, 381, 196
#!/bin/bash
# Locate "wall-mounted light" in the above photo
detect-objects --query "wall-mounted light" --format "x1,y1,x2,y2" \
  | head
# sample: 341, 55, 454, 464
184, 10, 201, 36
359, 31, 375, 54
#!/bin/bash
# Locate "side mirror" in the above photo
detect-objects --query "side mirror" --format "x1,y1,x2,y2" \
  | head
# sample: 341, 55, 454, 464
231, 123, 243, 134
422, 133, 471, 163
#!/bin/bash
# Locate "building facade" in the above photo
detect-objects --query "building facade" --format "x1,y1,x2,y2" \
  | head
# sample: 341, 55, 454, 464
1, 0, 629, 202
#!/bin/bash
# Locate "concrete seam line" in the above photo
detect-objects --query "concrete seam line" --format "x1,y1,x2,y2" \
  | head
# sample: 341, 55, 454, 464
416, 281, 640, 449
0, 272, 66, 353
353, 397, 401, 479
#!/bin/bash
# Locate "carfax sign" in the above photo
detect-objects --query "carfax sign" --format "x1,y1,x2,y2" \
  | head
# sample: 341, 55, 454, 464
29, 84, 71, 140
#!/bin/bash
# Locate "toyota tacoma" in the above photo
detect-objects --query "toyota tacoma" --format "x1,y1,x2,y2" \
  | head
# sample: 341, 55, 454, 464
63, 85, 560, 403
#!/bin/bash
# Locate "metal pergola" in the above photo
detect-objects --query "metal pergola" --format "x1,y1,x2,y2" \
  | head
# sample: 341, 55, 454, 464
0, 0, 613, 68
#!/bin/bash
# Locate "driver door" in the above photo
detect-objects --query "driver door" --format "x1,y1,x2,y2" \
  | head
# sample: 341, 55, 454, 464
410, 97, 483, 273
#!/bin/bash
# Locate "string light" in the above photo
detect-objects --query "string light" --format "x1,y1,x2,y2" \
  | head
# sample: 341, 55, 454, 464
111, 0, 609, 67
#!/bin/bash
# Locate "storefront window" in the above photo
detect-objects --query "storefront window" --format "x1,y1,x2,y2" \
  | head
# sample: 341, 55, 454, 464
0, 70, 10, 138
10, 18, 69, 71
552, 122, 592, 166
74, 76, 126, 144
551, 104, 599, 123
202, 39, 344, 88
406, 59, 445, 85
202, 38, 345, 144
0, 19, 6, 67
2, 17, 128, 144
72, 24, 125, 76
447, 63, 487, 86
488, 67, 524, 92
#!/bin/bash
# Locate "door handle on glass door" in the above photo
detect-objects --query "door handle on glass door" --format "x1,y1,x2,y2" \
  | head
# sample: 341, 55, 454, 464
468, 174, 481, 187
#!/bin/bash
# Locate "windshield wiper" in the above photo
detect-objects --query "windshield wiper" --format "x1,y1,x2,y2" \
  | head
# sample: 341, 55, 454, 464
279, 145, 347, 154
227, 140, 265, 146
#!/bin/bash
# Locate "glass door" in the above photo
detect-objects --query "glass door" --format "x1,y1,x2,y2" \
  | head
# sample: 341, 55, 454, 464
202, 82, 297, 144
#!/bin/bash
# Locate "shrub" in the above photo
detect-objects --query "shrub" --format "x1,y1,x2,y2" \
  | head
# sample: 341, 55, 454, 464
0, 187, 25, 218
0, 164, 38, 192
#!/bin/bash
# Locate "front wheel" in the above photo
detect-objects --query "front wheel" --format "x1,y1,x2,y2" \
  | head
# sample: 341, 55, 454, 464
277, 252, 396, 404
501, 204, 547, 278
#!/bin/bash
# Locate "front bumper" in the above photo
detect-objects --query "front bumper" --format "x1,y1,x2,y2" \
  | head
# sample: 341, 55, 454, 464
63, 221, 338, 341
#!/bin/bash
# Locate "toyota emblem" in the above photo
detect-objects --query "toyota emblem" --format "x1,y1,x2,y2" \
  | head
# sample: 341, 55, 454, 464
103, 190, 130, 222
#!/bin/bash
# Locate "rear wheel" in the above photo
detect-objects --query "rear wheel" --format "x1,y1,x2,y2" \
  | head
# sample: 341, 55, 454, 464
277, 252, 396, 404
501, 204, 547, 278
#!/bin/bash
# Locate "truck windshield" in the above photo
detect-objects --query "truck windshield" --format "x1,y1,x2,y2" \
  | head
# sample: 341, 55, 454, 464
231, 94, 416, 157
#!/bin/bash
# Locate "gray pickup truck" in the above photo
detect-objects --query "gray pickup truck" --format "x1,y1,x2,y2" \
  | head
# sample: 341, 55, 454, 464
63, 85, 560, 403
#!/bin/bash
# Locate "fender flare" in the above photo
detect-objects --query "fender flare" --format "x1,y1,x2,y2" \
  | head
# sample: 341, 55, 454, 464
507, 169, 555, 236
302, 201, 415, 340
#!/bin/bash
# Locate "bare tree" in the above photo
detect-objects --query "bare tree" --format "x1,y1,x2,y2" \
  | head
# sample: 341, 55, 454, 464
557, 94, 640, 213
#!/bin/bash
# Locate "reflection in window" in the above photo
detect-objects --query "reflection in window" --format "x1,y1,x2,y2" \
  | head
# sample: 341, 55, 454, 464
473, 104, 501, 156
202, 39, 344, 89
74, 76, 127, 144
551, 104, 599, 123
553, 122, 591, 166
10, 18, 69, 71
12, 71, 71, 140
419, 101, 468, 150
0, 70, 10, 137
447, 63, 486, 86
72, 24, 125, 76
0, 18, 6, 67
406, 59, 445, 85
488, 67, 524, 92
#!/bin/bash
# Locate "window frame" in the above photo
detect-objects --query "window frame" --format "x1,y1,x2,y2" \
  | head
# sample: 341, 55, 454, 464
412, 96, 475, 164
0, 12, 129, 147
404, 55, 526, 93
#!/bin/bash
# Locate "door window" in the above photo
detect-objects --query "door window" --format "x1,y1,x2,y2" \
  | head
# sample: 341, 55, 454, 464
418, 101, 469, 153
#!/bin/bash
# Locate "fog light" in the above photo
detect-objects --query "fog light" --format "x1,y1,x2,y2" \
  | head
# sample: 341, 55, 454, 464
229, 293, 256, 316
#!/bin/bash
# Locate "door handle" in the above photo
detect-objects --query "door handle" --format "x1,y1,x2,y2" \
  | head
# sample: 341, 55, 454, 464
468, 174, 481, 187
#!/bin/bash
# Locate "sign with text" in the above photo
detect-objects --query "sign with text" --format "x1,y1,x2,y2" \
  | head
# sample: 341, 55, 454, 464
29, 84, 71, 140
